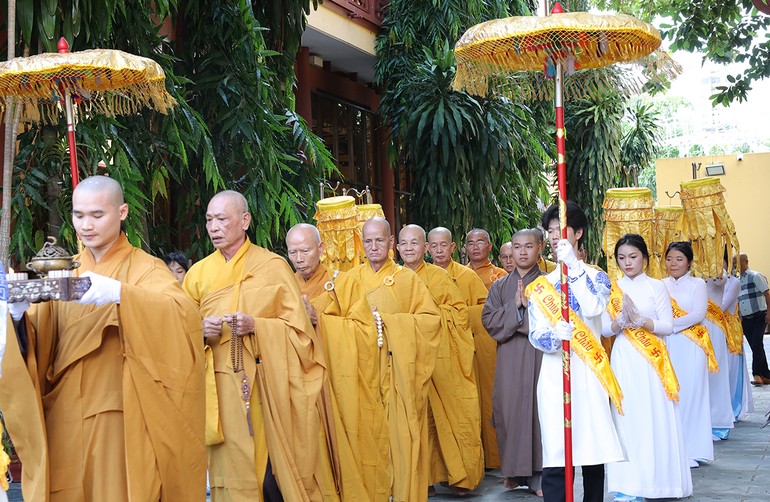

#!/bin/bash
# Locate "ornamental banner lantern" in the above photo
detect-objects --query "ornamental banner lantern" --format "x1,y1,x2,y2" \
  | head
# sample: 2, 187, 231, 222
653, 205, 685, 276
680, 178, 739, 279
314, 196, 362, 272
602, 187, 658, 279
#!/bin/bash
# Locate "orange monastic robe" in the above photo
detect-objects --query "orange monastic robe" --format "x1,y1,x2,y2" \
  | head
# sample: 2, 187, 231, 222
413, 262, 483, 490
463, 260, 506, 468
0, 234, 206, 502
347, 259, 441, 502
184, 239, 325, 502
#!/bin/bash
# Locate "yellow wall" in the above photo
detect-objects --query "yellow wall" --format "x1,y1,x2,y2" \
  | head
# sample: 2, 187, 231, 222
656, 152, 770, 276
307, 6, 376, 56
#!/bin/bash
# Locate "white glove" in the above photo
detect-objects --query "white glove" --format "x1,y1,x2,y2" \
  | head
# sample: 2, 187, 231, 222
555, 239, 580, 270
76, 271, 122, 306
554, 320, 574, 341
710, 270, 728, 287
9, 299, 30, 321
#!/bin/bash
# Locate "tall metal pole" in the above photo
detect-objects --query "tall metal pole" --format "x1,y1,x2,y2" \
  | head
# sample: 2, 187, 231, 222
552, 4, 574, 499
58, 37, 79, 189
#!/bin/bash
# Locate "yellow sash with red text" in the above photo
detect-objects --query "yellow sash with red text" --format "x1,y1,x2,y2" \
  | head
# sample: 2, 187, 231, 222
723, 305, 744, 355
705, 298, 741, 354
608, 282, 680, 401
670, 297, 719, 373
527, 275, 624, 414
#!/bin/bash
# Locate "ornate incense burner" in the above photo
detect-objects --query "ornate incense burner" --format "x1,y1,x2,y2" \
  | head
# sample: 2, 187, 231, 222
7, 237, 91, 303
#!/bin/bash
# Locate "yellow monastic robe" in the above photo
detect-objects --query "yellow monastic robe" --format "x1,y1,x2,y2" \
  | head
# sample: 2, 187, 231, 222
347, 260, 441, 502
465, 260, 506, 468
184, 239, 325, 502
0, 234, 206, 502
413, 262, 483, 490
538, 256, 557, 273
294, 266, 342, 502
300, 267, 391, 501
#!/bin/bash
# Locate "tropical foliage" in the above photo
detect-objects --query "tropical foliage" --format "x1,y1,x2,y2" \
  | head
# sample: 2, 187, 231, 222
564, 89, 626, 263
375, 0, 550, 247
2, 0, 335, 266
621, 100, 662, 189
596, 0, 770, 105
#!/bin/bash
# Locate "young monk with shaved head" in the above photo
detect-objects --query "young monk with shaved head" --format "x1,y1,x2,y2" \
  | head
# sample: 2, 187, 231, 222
3, 175, 206, 501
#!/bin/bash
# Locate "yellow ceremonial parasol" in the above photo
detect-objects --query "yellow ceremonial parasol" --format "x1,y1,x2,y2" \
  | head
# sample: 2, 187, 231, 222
452, 4, 676, 499
0, 37, 176, 188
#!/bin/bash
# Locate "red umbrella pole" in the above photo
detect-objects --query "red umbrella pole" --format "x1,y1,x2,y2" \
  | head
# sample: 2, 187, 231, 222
58, 37, 79, 188
555, 58, 574, 502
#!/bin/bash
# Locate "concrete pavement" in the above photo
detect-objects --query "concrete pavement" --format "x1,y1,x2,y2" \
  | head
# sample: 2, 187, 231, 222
6, 340, 770, 501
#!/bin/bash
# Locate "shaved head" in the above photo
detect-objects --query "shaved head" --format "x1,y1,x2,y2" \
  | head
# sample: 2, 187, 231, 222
71, 176, 128, 262
363, 217, 391, 239
428, 226, 456, 269
428, 227, 452, 241
466, 228, 491, 242
73, 175, 124, 205
287, 223, 321, 245
362, 217, 393, 272
286, 223, 324, 280
399, 224, 426, 242
210, 190, 249, 215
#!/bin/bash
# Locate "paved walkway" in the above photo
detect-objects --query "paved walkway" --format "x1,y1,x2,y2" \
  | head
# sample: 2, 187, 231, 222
6, 341, 770, 501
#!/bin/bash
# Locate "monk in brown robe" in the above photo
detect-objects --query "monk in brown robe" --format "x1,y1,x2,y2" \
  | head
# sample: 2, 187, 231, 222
466, 227, 507, 468
286, 223, 390, 501
2, 175, 206, 502
348, 218, 441, 502
482, 229, 544, 495
184, 191, 325, 502
398, 225, 483, 495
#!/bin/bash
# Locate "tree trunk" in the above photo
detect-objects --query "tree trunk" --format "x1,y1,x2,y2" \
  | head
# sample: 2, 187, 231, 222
0, 0, 17, 268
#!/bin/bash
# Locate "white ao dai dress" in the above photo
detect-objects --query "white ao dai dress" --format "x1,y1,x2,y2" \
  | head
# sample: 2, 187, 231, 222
603, 273, 692, 499
663, 272, 713, 463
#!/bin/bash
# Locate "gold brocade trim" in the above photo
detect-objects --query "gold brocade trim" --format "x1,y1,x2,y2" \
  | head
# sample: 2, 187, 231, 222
679, 178, 739, 279
602, 187, 658, 279
604, 208, 654, 222
653, 205, 685, 277
608, 281, 680, 401
527, 276, 624, 413
706, 299, 728, 334
670, 297, 718, 373
724, 306, 744, 355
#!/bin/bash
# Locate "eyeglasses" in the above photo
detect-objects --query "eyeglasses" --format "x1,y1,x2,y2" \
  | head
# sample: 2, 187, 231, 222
466, 240, 489, 248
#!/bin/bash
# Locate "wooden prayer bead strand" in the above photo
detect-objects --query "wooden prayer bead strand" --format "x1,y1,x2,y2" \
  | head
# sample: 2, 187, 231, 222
228, 314, 254, 436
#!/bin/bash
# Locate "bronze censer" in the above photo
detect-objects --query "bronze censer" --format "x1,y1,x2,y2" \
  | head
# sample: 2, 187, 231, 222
7, 237, 91, 303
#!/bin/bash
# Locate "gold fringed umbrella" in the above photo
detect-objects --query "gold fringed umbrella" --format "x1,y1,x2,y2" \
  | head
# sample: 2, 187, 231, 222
602, 187, 658, 279
0, 37, 177, 187
680, 178, 739, 279
653, 205, 684, 276
452, 5, 677, 499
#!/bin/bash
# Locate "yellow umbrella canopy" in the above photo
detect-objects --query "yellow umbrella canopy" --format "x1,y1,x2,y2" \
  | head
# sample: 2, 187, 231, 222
0, 47, 176, 123
453, 9, 680, 99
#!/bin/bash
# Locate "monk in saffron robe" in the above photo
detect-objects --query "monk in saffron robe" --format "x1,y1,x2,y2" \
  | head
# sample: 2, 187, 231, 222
397, 225, 483, 494
348, 218, 441, 502
1, 176, 206, 502
287, 223, 390, 501
428, 227, 495, 467
483, 229, 544, 495
184, 191, 325, 502
466, 228, 507, 468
